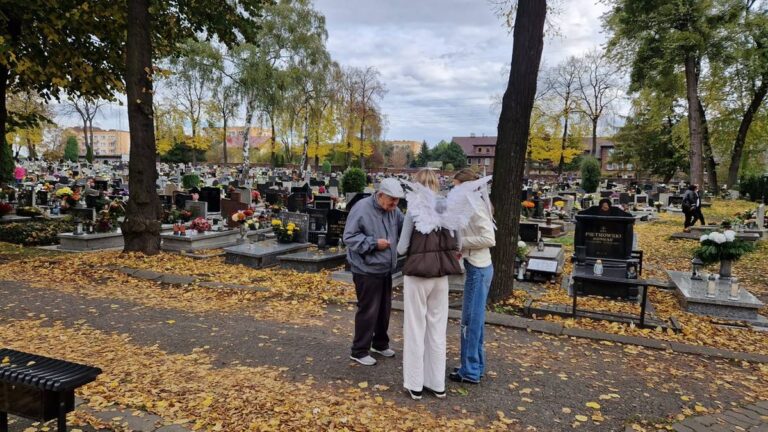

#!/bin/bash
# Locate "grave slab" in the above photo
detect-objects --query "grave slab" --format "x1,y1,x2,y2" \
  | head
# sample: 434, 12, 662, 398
224, 240, 312, 269
58, 231, 124, 251
277, 248, 347, 273
667, 270, 764, 321
161, 229, 240, 252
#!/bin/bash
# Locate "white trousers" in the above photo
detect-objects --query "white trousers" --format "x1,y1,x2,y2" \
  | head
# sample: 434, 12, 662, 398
403, 275, 449, 392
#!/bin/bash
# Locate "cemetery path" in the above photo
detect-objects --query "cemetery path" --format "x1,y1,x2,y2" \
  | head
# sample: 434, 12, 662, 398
3, 279, 768, 431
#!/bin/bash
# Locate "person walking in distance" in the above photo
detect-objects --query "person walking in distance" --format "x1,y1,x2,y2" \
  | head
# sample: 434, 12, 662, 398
343, 178, 405, 366
683, 184, 706, 231
397, 169, 462, 400
449, 169, 496, 384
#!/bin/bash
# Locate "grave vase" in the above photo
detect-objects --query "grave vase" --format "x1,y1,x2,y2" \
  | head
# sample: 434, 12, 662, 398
719, 259, 733, 279
238, 224, 248, 244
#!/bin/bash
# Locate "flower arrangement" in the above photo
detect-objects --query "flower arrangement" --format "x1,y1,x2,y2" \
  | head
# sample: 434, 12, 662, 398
15, 206, 42, 217
94, 211, 115, 233
553, 200, 565, 208
693, 230, 755, 265
521, 200, 535, 218
179, 209, 192, 222
231, 209, 254, 225
109, 200, 126, 221
515, 240, 528, 261
272, 219, 299, 243
55, 187, 74, 197
189, 217, 211, 234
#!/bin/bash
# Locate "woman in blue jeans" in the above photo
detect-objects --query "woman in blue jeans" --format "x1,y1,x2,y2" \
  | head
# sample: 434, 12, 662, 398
449, 169, 496, 384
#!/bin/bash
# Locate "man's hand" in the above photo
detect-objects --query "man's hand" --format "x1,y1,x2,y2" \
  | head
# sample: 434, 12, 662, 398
376, 239, 390, 250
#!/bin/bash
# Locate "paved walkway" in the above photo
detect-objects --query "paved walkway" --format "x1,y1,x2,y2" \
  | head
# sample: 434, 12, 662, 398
671, 400, 768, 432
2, 279, 768, 431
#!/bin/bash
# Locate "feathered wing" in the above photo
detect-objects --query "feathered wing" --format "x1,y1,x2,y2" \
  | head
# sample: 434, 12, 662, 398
402, 180, 441, 234
444, 176, 495, 231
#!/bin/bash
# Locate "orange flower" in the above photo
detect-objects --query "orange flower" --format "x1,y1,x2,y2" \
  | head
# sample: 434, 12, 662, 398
522, 201, 535, 209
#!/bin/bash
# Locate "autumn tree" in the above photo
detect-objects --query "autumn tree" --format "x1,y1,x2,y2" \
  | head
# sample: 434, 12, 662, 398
348, 66, 386, 170
60, 96, 106, 163
489, 0, 547, 304
5, 90, 53, 159
576, 48, 621, 156
604, 0, 735, 187
0, 1, 124, 183
207, 45, 240, 164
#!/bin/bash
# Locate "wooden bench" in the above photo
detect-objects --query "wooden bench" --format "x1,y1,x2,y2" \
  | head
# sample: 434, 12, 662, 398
0, 348, 101, 432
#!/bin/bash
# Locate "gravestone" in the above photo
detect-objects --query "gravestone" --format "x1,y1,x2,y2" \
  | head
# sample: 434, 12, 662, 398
634, 194, 648, 205
164, 183, 179, 195
314, 194, 334, 210
221, 198, 248, 228
346, 193, 371, 212
199, 187, 221, 213
668, 195, 683, 207
328, 186, 339, 196
326, 209, 348, 247
286, 193, 308, 212
619, 193, 632, 205
35, 190, 49, 206
70, 207, 96, 223
571, 204, 639, 298
280, 211, 310, 243
174, 192, 193, 210
599, 190, 613, 199
185, 200, 208, 219
238, 188, 252, 205
519, 222, 540, 243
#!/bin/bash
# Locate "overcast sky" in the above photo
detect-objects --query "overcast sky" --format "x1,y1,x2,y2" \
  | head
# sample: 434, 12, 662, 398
62, 0, 611, 147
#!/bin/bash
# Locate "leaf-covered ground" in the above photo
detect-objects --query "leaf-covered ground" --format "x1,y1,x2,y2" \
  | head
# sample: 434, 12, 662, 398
503, 199, 768, 355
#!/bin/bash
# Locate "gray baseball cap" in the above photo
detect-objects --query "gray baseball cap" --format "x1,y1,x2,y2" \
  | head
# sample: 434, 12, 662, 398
377, 178, 405, 198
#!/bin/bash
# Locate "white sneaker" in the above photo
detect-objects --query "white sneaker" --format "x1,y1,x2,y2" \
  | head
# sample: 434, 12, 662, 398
350, 355, 377, 366
371, 348, 395, 357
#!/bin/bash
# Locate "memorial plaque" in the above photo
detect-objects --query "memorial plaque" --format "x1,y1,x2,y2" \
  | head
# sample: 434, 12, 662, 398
280, 211, 310, 243
185, 200, 208, 219
668, 195, 683, 206
221, 198, 248, 227
238, 187, 252, 205
314, 194, 334, 210
326, 209, 348, 247
527, 259, 558, 274
634, 194, 648, 205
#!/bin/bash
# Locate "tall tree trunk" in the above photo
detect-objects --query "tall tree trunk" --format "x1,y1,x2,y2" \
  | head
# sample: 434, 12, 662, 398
270, 117, 276, 166
123, 0, 162, 254
698, 100, 717, 192
191, 124, 197, 164
727, 77, 767, 188
488, 0, 547, 304
0, 12, 18, 184
591, 118, 598, 156
359, 122, 366, 170
558, 113, 568, 174
81, 118, 89, 161
684, 53, 705, 187
222, 115, 228, 164
242, 104, 253, 173
88, 117, 95, 162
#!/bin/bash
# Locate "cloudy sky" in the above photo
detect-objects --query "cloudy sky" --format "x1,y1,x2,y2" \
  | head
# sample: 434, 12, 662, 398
64, 0, 610, 147
314, 0, 611, 145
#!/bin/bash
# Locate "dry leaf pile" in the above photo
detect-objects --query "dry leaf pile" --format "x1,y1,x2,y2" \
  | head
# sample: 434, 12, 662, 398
0, 251, 354, 325
504, 199, 768, 355
0, 319, 516, 431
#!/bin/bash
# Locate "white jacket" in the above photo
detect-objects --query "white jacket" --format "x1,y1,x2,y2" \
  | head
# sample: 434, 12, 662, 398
460, 203, 495, 268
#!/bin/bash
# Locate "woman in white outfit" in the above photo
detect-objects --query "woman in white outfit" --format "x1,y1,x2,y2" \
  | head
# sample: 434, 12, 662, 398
397, 169, 462, 400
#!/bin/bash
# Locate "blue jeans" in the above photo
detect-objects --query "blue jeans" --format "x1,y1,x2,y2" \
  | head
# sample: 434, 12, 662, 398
457, 260, 493, 381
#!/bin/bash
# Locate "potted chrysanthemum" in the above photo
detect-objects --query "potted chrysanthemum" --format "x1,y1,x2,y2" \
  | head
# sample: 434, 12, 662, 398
693, 230, 755, 278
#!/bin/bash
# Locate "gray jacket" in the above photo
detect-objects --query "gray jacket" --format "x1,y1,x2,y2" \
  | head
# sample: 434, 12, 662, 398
343, 195, 404, 276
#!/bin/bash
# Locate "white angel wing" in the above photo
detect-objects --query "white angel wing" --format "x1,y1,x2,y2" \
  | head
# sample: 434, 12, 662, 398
443, 176, 495, 231
402, 180, 441, 234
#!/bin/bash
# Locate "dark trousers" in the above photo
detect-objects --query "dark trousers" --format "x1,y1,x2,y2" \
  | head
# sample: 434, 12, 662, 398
685, 207, 705, 228
351, 273, 392, 358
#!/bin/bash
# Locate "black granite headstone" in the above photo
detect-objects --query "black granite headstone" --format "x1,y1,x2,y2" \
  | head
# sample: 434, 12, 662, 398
199, 187, 221, 213
346, 193, 371, 212
519, 222, 540, 242
280, 211, 310, 243
574, 205, 635, 261
668, 195, 683, 206
619, 193, 632, 205
287, 193, 308, 212
326, 209, 348, 247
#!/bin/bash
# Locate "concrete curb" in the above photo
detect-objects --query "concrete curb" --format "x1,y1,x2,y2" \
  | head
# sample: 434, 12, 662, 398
390, 301, 768, 364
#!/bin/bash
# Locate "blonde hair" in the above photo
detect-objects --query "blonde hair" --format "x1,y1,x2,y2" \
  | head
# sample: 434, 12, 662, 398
413, 169, 440, 192
453, 168, 479, 184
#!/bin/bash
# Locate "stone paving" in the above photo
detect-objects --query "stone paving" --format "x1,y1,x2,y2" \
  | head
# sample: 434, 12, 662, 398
670, 400, 768, 432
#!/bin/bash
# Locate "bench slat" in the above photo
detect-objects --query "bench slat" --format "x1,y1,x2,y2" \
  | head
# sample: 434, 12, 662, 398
0, 348, 101, 391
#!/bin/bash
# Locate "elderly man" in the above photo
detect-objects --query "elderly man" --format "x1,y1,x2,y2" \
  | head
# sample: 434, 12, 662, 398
343, 178, 405, 366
